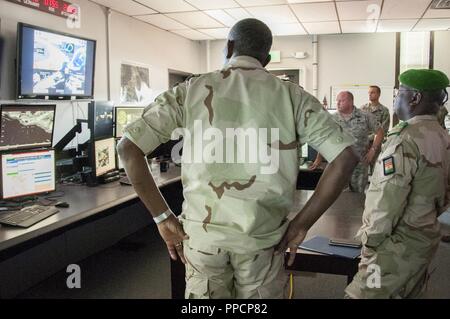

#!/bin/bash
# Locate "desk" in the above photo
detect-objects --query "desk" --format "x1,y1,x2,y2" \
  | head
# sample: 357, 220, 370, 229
285, 190, 364, 285
170, 190, 364, 299
0, 167, 183, 298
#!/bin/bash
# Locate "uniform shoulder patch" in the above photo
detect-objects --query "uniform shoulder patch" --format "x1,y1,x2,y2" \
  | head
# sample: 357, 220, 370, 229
387, 122, 408, 137
383, 156, 396, 176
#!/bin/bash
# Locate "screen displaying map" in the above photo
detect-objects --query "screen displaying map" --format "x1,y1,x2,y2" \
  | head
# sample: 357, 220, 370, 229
0, 105, 55, 151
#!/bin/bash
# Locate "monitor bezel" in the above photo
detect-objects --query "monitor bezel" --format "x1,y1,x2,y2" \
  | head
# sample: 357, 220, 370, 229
0, 104, 56, 152
114, 106, 145, 139
88, 101, 115, 142
0, 148, 56, 200
16, 22, 97, 100
91, 137, 117, 178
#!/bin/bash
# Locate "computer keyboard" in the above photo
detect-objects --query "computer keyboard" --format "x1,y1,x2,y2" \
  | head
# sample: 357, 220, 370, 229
0, 205, 59, 228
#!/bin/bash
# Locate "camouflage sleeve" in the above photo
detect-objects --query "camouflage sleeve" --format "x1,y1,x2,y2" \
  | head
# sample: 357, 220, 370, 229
381, 108, 391, 134
122, 83, 186, 155
359, 137, 418, 248
295, 92, 355, 163
366, 112, 381, 135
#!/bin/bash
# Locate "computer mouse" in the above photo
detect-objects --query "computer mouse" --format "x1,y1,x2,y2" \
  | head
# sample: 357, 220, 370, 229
55, 201, 70, 208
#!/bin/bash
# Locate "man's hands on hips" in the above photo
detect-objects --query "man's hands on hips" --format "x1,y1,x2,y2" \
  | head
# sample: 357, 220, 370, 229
275, 220, 307, 267
157, 214, 189, 264
275, 146, 358, 267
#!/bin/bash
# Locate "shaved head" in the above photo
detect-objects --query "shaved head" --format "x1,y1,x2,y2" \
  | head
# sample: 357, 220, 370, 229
226, 18, 273, 66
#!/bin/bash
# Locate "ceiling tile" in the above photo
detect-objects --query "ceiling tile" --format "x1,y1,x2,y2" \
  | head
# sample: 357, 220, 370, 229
246, 5, 298, 24
341, 20, 377, 33
377, 19, 418, 32
225, 8, 253, 20
235, 0, 287, 6
135, 14, 189, 30
199, 28, 231, 39
337, 0, 382, 21
92, 0, 156, 15
291, 2, 338, 22
287, 0, 334, 3
270, 23, 307, 36
423, 8, 450, 19
172, 29, 215, 40
380, 0, 431, 19
185, 0, 240, 10
167, 11, 225, 28
135, 0, 196, 13
414, 18, 450, 31
303, 21, 341, 34
204, 10, 237, 27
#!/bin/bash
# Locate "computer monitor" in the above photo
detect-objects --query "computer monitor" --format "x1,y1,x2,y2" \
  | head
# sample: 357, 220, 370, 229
89, 101, 114, 141
307, 145, 318, 162
114, 106, 145, 138
93, 137, 116, 177
0, 104, 56, 151
0, 149, 56, 199
17, 23, 96, 100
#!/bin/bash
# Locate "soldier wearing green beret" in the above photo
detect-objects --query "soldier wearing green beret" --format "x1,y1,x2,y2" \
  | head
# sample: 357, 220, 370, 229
346, 69, 450, 299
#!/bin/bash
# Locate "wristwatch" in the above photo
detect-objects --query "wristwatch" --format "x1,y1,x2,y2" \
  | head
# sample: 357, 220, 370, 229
153, 209, 174, 224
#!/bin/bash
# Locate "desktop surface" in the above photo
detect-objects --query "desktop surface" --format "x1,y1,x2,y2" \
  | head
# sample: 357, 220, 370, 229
0, 165, 181, 252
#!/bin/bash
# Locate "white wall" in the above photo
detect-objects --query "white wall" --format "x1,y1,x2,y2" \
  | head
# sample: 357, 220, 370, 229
434, 31, 450, 78
209, 36, 314, 91
208, 33, 396, 104
109, 10, 204, 104
318, 33, 397, 106
0, 0, 204, 147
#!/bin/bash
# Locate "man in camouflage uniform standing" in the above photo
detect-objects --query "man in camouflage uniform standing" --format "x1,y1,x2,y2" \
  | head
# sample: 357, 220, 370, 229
345, 69, 450, 299
311, 91, 384, 193
118, 19, 358, 299
361, 86, 391, 137
361, 86, 391, 173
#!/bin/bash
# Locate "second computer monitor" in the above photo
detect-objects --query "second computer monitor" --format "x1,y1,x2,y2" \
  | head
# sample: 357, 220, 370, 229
93, 137, 116, 177
0, 104, 56, 151
114, 106, 144, 138
0, 149, 56, 199
89, 101, 114, 141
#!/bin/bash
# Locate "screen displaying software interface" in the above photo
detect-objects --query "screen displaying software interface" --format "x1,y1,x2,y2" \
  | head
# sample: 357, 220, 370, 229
0, 105, 55, 151
1, 149, 55, 199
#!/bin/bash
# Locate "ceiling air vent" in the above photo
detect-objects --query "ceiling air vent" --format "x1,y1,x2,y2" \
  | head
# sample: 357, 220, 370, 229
431, 0, 450, 9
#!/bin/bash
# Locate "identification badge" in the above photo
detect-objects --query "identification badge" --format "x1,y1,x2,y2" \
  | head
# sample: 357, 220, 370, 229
383, 156, 395, 176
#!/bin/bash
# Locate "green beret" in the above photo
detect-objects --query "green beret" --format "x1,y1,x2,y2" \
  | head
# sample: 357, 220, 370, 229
399, 69, 449, 91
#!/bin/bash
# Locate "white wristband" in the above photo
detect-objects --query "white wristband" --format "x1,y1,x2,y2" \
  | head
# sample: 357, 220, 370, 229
153, 209, 174, 224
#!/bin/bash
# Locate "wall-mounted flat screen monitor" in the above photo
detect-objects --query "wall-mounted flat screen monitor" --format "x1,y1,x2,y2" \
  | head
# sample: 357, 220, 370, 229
0, 104, 56, 151
17, 23, 96, 100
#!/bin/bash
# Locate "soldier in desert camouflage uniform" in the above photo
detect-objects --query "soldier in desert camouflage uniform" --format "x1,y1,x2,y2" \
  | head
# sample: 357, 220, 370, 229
345, 69, 450, 299
310, 91, 384, 193
361, 86, 391, 138
361, 86, 391, 174
118, 19, 359, 299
